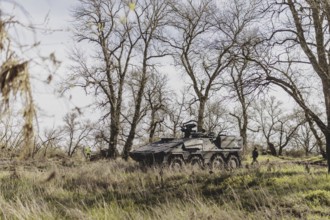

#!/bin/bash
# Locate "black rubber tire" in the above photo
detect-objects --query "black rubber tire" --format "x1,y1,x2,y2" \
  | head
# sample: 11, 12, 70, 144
211, 155, 225, 170
190, 156, 204, 169
226, 155, 240, 170
169, 156, 185, 171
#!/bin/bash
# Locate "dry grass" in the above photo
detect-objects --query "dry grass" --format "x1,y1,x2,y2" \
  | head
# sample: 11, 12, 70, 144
0, 156, 329, 219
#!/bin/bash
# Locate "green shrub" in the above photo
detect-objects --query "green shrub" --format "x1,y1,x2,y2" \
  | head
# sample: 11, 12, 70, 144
304, 190, 330, 206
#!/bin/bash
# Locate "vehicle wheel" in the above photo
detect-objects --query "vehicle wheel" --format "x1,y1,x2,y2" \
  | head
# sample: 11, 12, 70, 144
211, 155, 225, 170
190, 156, 204, 170
226, 155, 240, 170
169, 156, 185, 171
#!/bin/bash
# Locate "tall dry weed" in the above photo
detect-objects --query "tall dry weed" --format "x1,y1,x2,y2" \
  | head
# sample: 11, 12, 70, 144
0, 11, 35, 159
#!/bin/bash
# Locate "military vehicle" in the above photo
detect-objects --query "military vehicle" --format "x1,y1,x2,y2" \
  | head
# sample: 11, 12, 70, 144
129, 120, 243, 170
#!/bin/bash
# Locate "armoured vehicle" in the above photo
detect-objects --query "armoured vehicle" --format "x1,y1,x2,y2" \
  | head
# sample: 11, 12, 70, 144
129, 120, 243, 170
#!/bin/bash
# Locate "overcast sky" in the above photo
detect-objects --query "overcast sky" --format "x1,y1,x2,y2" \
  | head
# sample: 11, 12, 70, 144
2, 0, 184, 131
2, 0, 97, 130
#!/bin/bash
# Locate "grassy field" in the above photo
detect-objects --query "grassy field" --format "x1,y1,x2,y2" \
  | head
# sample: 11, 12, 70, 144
0, 155, 329, 220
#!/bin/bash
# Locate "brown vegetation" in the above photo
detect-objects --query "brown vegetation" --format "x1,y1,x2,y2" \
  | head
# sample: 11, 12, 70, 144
0, 155, 329, 219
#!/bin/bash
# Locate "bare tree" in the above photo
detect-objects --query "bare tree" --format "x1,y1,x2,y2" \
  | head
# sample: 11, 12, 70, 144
274, 110, 306, 156
252, 96, 282, 155
69, 0, 170, 159
0, 111, 22, 150
163, 91, 187, 138
227, 60, 260, 153
255, 0, 330, 171
252, 96, 305, 155
0, 115, 24, 158
68, 0, 141, 158
204, 100, 231, 135
292, 120, 320, 156
163, 0, 262, 131
121, 0, 170, 159
38, 128, 62, 157
144, 73, 170, 143
62, 112, 94, 157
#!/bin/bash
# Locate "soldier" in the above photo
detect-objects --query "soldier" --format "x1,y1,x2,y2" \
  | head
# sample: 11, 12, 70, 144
85, 146, 91, 160
251, 147, 259, 165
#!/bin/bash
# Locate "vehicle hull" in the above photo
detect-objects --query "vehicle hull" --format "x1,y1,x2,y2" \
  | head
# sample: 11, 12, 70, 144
130, 135, 243, 168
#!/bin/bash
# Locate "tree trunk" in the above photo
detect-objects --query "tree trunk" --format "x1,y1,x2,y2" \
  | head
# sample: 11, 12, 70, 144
306, 113, 326, 158
108, 118, 119, 158
323, 83, 330, 172
149, 117, 157, 143
197, 97, 207, 132
241, 108, 248, 154
173, 125, 177, 138
278, 146, 283, 156
268, 142, 277, 156
123, 73, 148, 160
305, 147, 309, 157
241, 131, 247, 153
148, 110, 157, 143
326, 84, 330, 171
123, 111, 143, 160
326, 133, 330, 173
